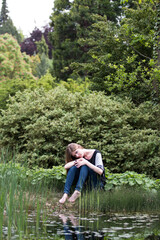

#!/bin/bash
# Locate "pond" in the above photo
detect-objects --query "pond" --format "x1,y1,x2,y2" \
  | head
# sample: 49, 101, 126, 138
2, 211, 160, 240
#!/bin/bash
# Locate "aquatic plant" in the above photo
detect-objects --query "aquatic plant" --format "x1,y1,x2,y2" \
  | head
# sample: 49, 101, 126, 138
0, 154, 51, 239
79, 186, 160, 214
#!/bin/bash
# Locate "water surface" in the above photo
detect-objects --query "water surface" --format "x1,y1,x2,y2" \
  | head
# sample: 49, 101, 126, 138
4, 211, 160, 239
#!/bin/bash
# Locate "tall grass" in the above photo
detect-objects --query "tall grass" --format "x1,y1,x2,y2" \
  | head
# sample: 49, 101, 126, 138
78, 186, 160, 214
0, 149, 50, 240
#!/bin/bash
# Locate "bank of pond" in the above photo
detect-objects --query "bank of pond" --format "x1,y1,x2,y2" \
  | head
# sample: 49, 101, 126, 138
0, 160, 160, 239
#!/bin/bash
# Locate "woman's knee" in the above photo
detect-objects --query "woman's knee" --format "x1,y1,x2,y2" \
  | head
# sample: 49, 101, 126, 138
80, 165, 89, 175
68, 165, 88, 176
68, 165, 77, 174
80, 165, 88, 171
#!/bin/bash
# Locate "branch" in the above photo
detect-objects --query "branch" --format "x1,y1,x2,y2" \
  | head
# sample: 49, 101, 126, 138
124, 36, 151, 60
129, 44, 151, 60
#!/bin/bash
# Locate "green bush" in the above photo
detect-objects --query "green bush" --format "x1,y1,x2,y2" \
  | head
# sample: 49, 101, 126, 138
0, 87, 159, 177
105, 171, 160, 191
0, 161, 66, 190
0, 72, 57, 110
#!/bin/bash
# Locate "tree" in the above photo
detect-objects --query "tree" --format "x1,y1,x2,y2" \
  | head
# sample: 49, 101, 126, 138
120, 0, 160, 102
0, 33, 35, 109
35, 36, 52, 78
20, 27, 42, 56
71, 15, 127, 91
36, 53, 52, 78
36, 35, 49, 56
20, 26, 53, 58
0, 0, 9, 24
0, 0, 23, 43
70, 1, 159, 104
43, 24, 53, 59
151, 1, 160, 102
49, 0, 123, 81
0, 34, 34, 81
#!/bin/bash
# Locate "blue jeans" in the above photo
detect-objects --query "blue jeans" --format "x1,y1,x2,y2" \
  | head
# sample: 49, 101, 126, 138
64, 165, 100, 194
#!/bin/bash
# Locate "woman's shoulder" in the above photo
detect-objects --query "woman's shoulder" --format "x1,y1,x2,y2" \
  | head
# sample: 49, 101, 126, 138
94, 149, 101, 154
92, 149, 102, 159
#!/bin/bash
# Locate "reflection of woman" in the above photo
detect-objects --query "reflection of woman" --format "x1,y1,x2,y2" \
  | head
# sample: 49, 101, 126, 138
59, 214, 84, 240
59, 143, 106, 204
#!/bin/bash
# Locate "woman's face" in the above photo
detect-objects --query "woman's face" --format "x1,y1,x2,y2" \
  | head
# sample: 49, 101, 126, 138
72, 148, 84, 159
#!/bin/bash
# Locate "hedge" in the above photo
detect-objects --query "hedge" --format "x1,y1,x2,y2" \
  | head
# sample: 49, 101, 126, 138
0, 87, 159, 177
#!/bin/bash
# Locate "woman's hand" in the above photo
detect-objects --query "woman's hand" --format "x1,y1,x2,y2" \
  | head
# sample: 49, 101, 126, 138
74, 158, 103, 175
74, 158, 87, 168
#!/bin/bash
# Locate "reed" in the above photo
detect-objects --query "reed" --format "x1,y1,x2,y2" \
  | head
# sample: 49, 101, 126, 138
0, 149, 50, 240
78, 186, 160, 214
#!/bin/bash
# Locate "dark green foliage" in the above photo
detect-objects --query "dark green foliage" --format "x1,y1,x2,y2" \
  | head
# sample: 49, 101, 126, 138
72, 2, 158, 104
50, 0, 123, 81
0, 18, 23, 43
0, 0, 9, 24
49, 0, 159, 103
119, 0, 160, 103
0, 87, 159, 177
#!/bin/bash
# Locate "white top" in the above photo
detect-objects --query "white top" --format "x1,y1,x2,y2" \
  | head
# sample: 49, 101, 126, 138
95, 152, 104, 170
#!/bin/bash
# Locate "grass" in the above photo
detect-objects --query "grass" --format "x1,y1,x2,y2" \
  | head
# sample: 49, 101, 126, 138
78, 186, 160, 214
0, 150, 59, 239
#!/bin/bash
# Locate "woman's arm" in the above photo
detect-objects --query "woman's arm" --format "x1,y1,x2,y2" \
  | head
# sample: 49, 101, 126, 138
64, 161, 75, 170
74, 158, 103, 175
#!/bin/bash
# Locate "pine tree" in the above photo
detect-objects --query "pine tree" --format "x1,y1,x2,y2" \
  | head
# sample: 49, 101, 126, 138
0, 0, 23, 43
36, 35, 49, 56
35, 36, 52, 78
0, 0, 9, 25
36, 53, 52, 78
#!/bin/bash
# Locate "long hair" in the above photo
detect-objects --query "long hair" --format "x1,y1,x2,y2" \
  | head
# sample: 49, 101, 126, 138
65, 143, 84, 163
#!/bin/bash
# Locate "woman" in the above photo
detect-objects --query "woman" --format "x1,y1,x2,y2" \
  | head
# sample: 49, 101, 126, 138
59, 143, 106, 204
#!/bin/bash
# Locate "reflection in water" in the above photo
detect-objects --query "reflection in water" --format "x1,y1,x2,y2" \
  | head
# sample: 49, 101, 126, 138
59, 214, 104, 240
59, 214, 84, 240
58, 213, 160, 240
2, 210, 160, 239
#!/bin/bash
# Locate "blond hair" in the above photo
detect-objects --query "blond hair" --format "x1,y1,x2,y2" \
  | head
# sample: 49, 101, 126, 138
65, 143, 84, 163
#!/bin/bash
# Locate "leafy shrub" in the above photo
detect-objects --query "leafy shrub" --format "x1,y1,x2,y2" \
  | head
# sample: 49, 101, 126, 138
60, 77, 91, 93
105, 171, 160, 191
0, 162, 66, 189
0, 72, 57, 110
0, 87, 159, 177
0, 78, 35, 110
